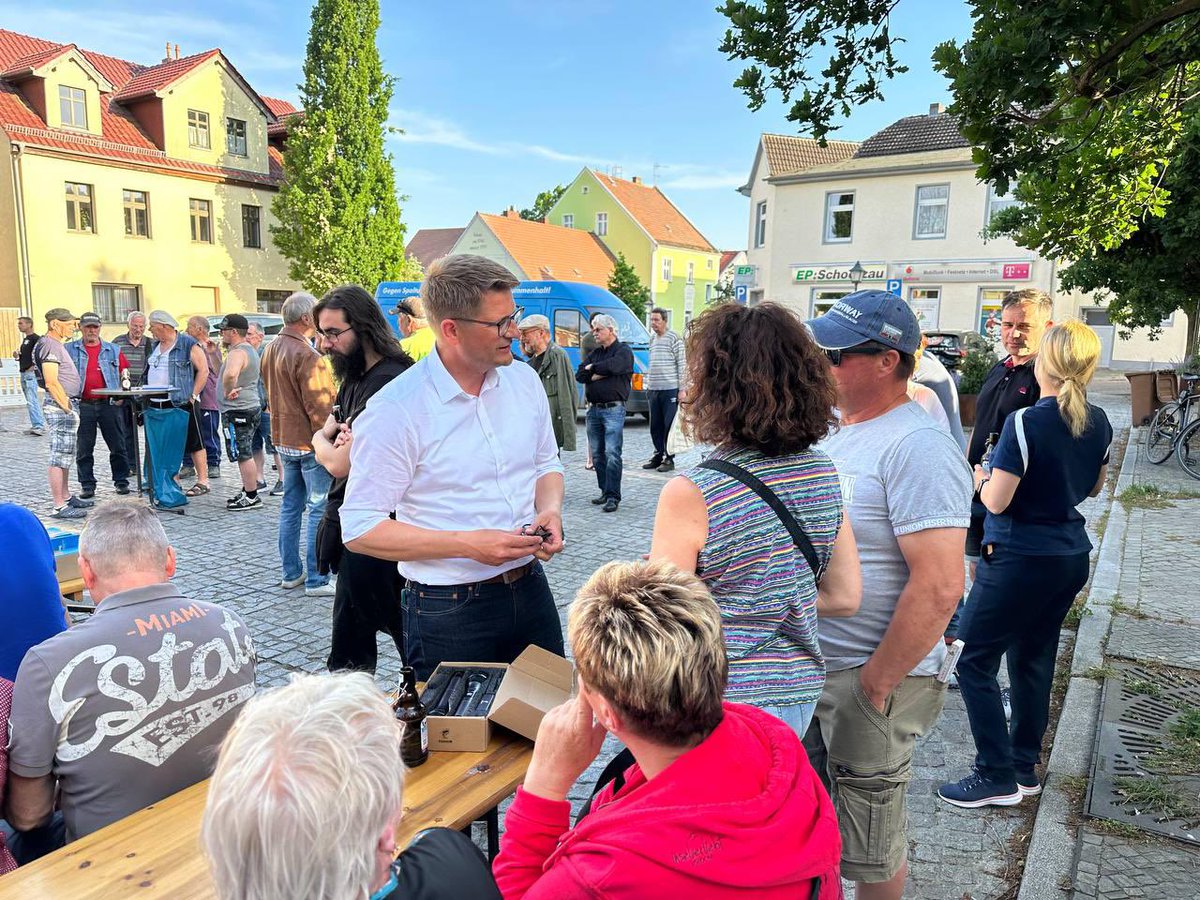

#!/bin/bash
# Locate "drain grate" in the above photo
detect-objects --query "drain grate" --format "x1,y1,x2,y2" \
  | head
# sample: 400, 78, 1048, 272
1087, 661, 1200, 845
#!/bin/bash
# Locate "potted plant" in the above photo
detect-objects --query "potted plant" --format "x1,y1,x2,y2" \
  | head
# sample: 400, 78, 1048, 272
957, 336, 997, 428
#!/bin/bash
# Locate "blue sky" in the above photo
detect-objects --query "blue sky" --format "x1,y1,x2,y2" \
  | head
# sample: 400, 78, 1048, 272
5, 1, 974, 250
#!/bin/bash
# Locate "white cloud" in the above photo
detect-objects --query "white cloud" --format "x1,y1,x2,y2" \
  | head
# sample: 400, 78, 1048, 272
657, 170, 744, 191
389, 108, 504, 155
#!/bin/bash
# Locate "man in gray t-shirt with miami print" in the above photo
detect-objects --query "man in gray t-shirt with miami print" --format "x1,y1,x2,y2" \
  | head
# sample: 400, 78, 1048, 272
804, 290, 971, 900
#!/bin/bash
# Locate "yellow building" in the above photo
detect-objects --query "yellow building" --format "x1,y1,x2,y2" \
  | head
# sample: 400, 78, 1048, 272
0, 29, 301, 342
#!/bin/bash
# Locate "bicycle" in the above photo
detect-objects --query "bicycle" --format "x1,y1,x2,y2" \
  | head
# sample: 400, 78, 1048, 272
1144, 373, 1200, 464
1174, 412, 1200, 479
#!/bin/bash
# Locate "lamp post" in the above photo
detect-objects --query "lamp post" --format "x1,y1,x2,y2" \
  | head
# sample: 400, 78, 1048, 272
849, 260, 866, 291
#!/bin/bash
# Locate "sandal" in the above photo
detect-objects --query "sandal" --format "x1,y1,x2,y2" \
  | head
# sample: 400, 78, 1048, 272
185, 483, 210, 497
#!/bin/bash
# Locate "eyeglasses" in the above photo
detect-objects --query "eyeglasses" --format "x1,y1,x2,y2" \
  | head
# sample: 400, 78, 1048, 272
823, 345, 889, 366
317, 326, 353, 341
452, 306, 525, 337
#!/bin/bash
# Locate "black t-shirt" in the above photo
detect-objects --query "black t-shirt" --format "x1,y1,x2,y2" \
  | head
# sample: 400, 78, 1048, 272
379, 827, 501, 900
576, 340, 633, 403
17, 332, 39, 371
325, 356, 411, 521
967, 357, 1040, 466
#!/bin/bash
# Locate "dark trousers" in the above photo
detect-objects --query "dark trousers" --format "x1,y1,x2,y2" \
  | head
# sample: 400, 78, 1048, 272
119, 402, 139, 479
401, 562, 564, 682
327, 549, 406, 674
1, 811, 66, 866
958, 546, 1090, 780
647, 388, 678, 459
76, 400, 130, 490
183, 408, 221, 467
585, 403, 625, 501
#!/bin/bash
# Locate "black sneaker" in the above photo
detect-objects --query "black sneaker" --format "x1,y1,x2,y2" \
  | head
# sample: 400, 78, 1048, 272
1016, 770, 1042, 797
115, 484, 130, 495
79, 488, 95, 500
641, 456, 663, 470
225, 490, 246, 508
938, 769, 1022, 808
67, 495, 95, 509
603, 498, 619, 512
657, 457, 675, 472
590, 495, 608, 505
227, 493, 263, 511
269, 479, 284, 497
256, 479, 268, 491
51, 504, 88, 519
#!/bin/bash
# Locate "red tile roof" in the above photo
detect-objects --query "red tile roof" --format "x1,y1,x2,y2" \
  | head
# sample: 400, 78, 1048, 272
477, 213, 615, 285
760, 134, 860, 177
719, 250, 740, 274
0, 28, 282, 187
591, 171, 716, 252
262, 96, 301, 138
405, 227, 464, 271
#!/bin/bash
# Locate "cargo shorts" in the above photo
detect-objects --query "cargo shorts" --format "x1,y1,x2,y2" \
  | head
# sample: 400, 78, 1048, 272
222, 408, 261, 463
803, 666, 946, 883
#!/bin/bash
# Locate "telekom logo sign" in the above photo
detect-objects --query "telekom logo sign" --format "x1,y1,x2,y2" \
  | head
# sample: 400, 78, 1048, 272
1002, 262, 1031, 280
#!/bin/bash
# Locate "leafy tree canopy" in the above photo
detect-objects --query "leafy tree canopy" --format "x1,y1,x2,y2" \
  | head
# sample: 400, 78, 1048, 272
606, 253, 650, 320
518, 185, 567, 222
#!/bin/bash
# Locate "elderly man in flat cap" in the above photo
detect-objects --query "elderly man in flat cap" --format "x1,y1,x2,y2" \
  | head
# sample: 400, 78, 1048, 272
519, 314, 577, 453
33, 308, 91, 518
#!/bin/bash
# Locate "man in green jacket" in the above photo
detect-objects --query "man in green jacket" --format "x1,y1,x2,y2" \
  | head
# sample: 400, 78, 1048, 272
518, 315, 578, 452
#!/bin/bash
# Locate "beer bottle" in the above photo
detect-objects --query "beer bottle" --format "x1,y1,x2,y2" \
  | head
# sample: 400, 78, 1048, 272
981, 432, 1000, 475
395, 666, 429, 767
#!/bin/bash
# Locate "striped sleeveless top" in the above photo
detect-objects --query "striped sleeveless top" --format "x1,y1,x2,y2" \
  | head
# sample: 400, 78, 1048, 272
685, 445, 843, 707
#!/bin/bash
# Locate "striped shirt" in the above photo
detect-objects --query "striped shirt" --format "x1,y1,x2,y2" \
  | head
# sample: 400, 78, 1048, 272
685, 446, 843, 707
646, 329, 685, 390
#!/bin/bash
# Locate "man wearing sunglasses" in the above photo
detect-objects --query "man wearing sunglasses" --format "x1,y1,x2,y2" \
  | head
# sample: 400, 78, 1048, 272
803, 290, 972, 900
341, 255, 566, 680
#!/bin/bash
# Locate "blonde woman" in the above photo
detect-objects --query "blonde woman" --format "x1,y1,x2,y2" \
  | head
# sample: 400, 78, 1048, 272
939, 321, 1112, 809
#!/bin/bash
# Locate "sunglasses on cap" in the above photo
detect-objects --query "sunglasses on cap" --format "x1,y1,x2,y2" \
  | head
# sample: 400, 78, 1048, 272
822, 344, 890, 366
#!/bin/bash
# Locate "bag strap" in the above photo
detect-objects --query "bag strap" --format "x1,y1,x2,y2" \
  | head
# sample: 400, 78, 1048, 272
698, 458, 824, 584
1014, 407, 1030, 473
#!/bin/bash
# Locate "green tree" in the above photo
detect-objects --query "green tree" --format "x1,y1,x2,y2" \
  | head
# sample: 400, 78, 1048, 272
271, 0, 420, 293
606, 253, 650, 320
518, 185, 567, 222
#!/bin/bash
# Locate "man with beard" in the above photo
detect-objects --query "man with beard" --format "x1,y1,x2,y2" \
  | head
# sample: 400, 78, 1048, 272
312, 286, 413, 673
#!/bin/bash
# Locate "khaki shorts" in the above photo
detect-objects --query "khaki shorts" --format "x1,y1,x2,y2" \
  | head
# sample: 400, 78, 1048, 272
803, 666, 946, 883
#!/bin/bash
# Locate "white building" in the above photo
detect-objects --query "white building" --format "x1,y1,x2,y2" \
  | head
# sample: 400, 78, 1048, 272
739, 106, 1191, 369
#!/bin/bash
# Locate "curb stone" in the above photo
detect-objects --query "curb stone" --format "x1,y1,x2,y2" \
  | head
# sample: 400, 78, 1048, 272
1016, 427, 1137, 900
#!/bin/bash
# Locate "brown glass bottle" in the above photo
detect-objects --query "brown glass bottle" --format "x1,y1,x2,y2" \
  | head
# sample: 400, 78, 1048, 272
395, 666, 429, 767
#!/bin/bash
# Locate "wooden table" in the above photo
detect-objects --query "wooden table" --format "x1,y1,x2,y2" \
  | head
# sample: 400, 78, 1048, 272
0, 732, 533, 899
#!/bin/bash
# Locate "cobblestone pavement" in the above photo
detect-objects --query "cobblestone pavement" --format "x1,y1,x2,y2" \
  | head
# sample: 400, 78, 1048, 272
1071, 401, 1200, 898
0, 375, 1134, 898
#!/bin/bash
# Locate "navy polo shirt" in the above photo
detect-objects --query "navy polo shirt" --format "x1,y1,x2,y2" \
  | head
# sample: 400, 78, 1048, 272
983, 398, 1112, 556
967, 358, 1040, 467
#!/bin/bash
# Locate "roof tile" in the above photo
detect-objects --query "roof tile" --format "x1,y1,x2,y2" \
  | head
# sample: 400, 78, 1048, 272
477, 213, 615, 285
760, 134, 860, 176
112, 50, 220, 102
405, 228, 464, 271
854, 113, 970, 159
591, 171, 715, 252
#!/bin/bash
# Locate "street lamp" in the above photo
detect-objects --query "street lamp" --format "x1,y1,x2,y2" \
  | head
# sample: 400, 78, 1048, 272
849, 260, 866, 291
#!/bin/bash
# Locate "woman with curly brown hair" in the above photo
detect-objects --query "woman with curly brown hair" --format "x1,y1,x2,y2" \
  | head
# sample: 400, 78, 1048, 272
649, 302, 861, 737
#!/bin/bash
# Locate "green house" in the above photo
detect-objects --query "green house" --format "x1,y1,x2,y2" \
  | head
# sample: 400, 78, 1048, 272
548, 168, 720, 327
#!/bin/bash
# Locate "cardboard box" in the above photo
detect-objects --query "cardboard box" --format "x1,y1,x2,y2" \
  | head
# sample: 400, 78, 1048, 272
56, 551, 81, 583
425, 645, 574, 752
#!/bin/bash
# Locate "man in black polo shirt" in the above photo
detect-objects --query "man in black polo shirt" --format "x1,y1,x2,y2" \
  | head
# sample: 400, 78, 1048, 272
576, 314, 633, 513
13, 316, 45, 436
965, 289, 1053, 572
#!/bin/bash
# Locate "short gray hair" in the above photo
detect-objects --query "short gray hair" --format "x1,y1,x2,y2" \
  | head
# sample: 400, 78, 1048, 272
202, 672, 405, 900
1002, 288, 1053, 320
592, 314, 618, 332
127, 311, 146, 325
281, 292, 318, 324
247, 322, 265, 336
421, 254, 518, 324
79, 505, 171, 581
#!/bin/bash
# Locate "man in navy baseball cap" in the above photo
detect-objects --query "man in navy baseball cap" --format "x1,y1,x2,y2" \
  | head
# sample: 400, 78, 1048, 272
805, 289, 922, 356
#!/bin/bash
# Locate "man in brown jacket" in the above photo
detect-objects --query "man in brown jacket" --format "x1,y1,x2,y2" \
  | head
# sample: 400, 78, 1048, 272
260, 292, 336, 596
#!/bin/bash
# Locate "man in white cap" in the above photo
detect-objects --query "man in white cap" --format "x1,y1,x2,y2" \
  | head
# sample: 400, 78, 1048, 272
144, 310, 210, 492
518, 314, 577, 452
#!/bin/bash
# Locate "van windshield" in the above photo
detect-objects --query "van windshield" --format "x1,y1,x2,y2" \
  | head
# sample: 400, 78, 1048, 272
588, 306, 651, 347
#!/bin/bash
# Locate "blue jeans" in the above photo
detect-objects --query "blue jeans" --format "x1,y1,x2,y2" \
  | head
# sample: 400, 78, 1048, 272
761, 700, 818, 739
586, 403, 625, 501
22, 370, 45, 429
278, 452, 332, 588
401, 562, 564, 682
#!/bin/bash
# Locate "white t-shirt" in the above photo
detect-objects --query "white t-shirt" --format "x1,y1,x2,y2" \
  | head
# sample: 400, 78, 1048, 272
908, 381, 952, 433
146, 344, 172, 388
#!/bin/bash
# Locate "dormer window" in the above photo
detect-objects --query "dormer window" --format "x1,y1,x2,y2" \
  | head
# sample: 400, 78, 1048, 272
59, 86, 87, 130
226, 118, 247, 156
188, 110, 211, 149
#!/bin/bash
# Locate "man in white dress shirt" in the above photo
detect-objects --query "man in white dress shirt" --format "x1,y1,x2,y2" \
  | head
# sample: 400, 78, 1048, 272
340, 255, 566, 679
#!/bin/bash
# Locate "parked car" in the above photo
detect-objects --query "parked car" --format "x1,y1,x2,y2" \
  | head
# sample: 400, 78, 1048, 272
923, 331, 968, 369
374, 281, 653, 415
203, 313, 284, 343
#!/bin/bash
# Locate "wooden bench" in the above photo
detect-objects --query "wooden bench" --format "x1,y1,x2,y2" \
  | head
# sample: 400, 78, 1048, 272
0, 731, 533, 898
56, 576, 94, 615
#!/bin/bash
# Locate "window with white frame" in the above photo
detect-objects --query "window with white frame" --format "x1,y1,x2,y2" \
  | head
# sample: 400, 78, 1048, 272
562, 213, 573, 228
686, 261, 695, 284
662, 257, 673, 283
754, 200, 767, 247
706, 258, 713, 269
190, 198, 213, 243
986, 184, 1020, 225
705, 283, 713, 302
824, 191, 854, 242
596, 211, 608, 236
123, 189, 149, 237
65, 182, 94, 233
226, 117, 248, 156
811, 287, 850, 317
92, 284, 141, 324
59, 86, 87, 129
913, 184, 949, 239
188, 109, 211, 149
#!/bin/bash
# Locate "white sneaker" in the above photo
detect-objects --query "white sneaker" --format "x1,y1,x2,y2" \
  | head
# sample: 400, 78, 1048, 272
305, 582, 336, 597
280, 575, 306, 589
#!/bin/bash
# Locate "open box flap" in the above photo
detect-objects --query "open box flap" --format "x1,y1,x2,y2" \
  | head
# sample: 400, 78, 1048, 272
510, 645, 574, 693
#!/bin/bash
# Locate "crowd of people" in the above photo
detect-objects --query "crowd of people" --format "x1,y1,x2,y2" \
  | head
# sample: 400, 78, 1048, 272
2, 257, 1113, 899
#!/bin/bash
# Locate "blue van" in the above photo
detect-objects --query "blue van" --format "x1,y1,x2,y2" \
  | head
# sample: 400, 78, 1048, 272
374, 280, 653, 415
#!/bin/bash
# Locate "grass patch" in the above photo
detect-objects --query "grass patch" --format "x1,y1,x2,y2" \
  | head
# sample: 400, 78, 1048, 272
1090, 817, 1145, 840
1109, 597, 1148, 620
1093, 509, 1110, 543
1082, 664, 1118, 681
1059, 774, 1089, 804
1064, 595, 1093, 629
1124, 677, 1163, 698
1146, 707, 1200, 775
1112, 775, 1199, 820
1118, 483, 1200, 510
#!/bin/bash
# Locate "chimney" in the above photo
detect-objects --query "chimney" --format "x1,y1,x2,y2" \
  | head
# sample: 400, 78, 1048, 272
504, 206, 520, 219
929, 102, 944, 116
631, 176, 642, 185
164, 41, 172, 63
174, 44, 180, 60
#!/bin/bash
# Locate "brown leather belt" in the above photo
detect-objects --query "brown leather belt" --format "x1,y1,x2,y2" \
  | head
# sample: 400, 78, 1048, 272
477, 561, 535, 586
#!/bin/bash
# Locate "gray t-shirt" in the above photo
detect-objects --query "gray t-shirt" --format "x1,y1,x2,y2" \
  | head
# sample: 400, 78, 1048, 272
913, 353, 967, 452
33, 335, 82, 402
218, 342, 261, 413
817, 402, 972, 675
7, 583, 257, 841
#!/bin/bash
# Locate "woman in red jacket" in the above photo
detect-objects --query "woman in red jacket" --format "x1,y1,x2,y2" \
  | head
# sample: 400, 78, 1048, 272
493, 560, 843, 899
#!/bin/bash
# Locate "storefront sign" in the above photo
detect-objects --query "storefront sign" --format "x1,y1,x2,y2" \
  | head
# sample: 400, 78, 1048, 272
733, 265, 758, 287
888, 260, 1033, 283
792, 263, 886, 283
